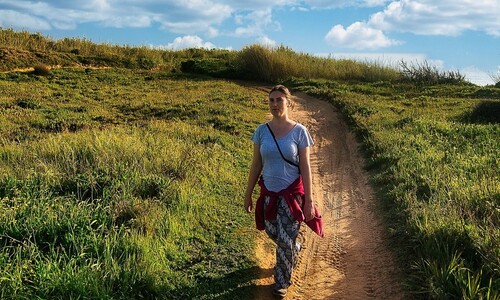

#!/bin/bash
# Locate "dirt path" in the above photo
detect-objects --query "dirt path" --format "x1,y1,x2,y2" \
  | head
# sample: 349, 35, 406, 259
252, 89, 405, 299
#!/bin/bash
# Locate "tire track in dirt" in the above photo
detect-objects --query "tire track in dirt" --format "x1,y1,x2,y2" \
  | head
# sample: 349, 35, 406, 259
252, 88, 404, 300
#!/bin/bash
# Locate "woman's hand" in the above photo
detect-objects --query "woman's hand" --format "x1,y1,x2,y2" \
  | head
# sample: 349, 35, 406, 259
303, 199, 315, 222
244, 195, 253, 213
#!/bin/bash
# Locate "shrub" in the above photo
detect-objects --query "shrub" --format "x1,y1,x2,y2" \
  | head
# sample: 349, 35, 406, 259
32, 64, 50, 76
462, 100, 500, 124
180, 58, 243, 78
138, 57, 156, 69
490, 72, 500, 88
399, 60, 465, 85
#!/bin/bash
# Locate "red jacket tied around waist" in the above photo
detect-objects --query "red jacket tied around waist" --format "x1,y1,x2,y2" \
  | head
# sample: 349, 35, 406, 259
255, 176, 324, 237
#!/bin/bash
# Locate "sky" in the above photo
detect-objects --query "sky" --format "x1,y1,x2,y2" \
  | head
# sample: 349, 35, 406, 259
1, 0, 499, 85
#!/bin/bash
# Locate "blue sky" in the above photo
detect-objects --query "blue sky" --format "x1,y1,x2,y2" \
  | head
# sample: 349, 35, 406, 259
1, 0, 499, 85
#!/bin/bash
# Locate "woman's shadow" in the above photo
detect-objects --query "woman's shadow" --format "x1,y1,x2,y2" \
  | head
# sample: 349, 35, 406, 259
191, 266, 275, 299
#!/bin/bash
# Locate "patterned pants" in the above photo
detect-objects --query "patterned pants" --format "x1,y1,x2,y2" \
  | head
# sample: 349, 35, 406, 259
264, 195, 302, 290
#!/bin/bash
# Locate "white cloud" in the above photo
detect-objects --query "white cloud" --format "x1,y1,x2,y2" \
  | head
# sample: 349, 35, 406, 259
324, 0, 500, 51
0, 0, 233, 34
103, 15, 153, 28
303, 0, 390, 8
256, 36, 277, 47
0, 9, 52, 30
163, 35, 216, 50
325, 22, 402, 49
0, 0, 109, 29
89, 0, 110, 11
304, 0, 353, 8
205, 27, 219, 38
461, 66, 495, 86
173, 0, 232, 23
233, 9, 280, 37
290, 6, 310, 11
0, 1, 288, 39
368, 0, 500, 36
364, 0, 391, 6
218, 0, 296, 10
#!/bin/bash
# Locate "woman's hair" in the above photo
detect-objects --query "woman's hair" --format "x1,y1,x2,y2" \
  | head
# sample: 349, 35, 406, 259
269, 84, 295, 110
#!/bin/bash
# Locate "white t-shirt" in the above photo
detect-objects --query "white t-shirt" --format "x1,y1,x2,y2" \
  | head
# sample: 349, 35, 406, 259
251, 123, 314, 192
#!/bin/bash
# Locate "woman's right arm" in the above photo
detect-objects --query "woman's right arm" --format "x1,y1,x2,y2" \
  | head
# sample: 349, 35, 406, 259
244, 143, 262, 213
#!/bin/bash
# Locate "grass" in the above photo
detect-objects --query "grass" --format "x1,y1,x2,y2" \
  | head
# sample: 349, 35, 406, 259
287, 78, 500, 299
0, 28, 238, 73
1, 28, 400, 83
240, 44, 401, 82
0, 68, 269, 299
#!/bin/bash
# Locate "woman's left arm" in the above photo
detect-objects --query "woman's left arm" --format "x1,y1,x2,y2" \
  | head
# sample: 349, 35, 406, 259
299, 146, 315, 221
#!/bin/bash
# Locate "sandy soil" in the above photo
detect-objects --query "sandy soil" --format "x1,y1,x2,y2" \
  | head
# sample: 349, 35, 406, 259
251, 88, 405, 300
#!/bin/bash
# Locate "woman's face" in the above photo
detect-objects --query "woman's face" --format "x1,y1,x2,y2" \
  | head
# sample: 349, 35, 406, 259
269, 91, 288, 117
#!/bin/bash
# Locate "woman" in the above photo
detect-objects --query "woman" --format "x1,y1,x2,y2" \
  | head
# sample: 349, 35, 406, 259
244, 84, 317, 298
